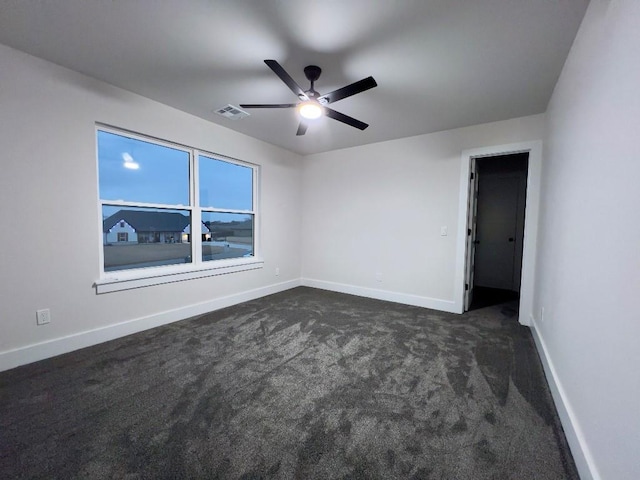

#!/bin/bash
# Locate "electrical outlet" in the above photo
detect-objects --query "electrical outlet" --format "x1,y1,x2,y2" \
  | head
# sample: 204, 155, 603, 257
440, 226, 448, 236
375, 272, 382, 282
275, 267, 280, 276
36, 309, 51, 325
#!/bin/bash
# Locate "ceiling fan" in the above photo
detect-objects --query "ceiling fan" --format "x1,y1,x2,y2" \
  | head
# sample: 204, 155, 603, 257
240, 60, 377, 136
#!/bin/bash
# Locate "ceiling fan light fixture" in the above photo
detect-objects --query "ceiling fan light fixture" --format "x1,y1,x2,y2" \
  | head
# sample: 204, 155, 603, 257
122, 152, 140, 170
240, 60, 376, 135
298, 101, 323, 120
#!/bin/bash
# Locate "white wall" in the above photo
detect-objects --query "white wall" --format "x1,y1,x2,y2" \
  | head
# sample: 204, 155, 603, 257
532, 1, 640, 479
301, 115, 544, 311
0, 44, 302, 369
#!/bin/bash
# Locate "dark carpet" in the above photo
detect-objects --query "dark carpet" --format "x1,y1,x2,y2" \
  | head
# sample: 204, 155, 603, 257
0, 287, 578, 479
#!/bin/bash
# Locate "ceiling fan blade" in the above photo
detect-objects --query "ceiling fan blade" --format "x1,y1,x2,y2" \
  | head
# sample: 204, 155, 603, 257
239, 104, 297, 109
264, 59, 309, 101
324, 108, 369, 130
318, 76, 377, 105
296, 121, 308, 136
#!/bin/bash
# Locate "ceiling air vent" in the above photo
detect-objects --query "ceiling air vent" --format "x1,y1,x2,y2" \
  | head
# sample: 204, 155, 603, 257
214, 104, 250, 120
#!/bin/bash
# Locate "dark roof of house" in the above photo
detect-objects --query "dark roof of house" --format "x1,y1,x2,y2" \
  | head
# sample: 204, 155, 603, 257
103, 209, 190, 233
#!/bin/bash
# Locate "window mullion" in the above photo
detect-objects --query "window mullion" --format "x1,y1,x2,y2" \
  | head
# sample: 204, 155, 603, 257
101, 200, 191, 210
191, 149, 202, 265
200, 207, 255, 215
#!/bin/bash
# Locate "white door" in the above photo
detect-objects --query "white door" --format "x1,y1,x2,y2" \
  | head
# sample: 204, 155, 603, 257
473, 174, 520, 290
463, 159, 479, 310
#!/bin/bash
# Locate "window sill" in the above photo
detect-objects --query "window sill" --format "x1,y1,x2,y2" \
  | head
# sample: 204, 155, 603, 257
95, 257, 264, 294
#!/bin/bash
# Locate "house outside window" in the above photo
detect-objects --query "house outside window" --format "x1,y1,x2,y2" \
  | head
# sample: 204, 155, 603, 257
96, 126, 259, 291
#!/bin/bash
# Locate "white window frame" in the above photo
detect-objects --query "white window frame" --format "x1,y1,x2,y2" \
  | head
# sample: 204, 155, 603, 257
95, 125, 262, 294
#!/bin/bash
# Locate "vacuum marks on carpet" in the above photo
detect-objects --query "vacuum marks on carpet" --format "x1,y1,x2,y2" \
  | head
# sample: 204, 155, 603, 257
0, 287, 577, 479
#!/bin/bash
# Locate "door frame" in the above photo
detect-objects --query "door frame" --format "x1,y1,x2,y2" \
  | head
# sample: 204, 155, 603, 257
453, 140, 542, 326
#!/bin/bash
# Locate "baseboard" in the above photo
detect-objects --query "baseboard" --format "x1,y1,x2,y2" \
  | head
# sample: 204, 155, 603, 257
530, 319, 600, 480
0, 279, 301, 373
301, 278, 458, 313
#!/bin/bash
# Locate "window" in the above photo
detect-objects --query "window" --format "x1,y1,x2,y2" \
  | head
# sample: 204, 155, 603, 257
199, 155, 254, 263
96, 127, 260, 292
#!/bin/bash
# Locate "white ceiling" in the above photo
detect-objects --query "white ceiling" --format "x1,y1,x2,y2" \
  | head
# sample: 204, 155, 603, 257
0, 0, 588, 155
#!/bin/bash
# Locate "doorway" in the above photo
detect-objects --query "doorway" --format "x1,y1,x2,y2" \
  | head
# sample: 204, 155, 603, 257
465, 153, 529, 310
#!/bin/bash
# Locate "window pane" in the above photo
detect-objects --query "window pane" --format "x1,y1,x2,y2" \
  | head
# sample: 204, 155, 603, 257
199, 156, 253, 210
98, 130, 190, 205
201, 212, 253, 262
102, 206, 192, 271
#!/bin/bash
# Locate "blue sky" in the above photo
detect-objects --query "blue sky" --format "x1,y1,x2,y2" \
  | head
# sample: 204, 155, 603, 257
98, 130, 253, 212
